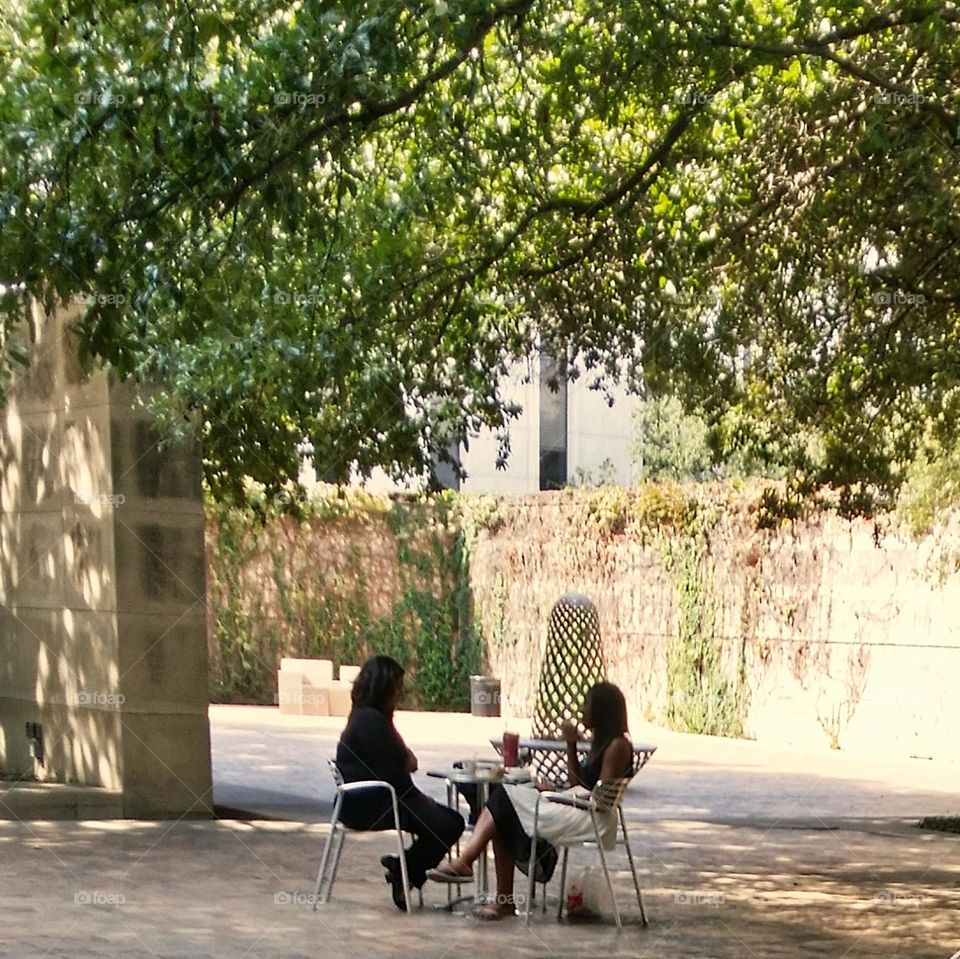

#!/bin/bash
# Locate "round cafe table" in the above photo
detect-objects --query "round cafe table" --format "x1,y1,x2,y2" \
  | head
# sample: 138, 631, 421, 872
490, 737, 657, 777
426, 765, 534, 909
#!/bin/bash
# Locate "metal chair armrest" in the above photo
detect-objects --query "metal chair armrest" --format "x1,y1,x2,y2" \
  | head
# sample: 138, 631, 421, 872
339, 780, 397, 796
540, 792, 592, 810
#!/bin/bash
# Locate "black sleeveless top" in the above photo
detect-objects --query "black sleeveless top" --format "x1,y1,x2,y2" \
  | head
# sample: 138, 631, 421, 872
578, 736, 633, 789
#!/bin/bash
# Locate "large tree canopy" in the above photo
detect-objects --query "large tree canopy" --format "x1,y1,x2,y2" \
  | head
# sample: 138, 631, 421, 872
1, 0, 957, 498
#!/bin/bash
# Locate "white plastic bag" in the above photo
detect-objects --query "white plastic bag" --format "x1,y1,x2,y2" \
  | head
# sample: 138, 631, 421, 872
566, 864, 606, 919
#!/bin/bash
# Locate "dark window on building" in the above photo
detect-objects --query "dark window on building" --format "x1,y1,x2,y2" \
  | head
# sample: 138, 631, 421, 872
539, 352, 568, 490
432, 441, 461, 491
315, 463, 345, 484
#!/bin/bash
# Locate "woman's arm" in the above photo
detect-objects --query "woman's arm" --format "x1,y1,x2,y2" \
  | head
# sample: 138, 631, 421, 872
598, 736, 632, 783
351, 708, 412, 788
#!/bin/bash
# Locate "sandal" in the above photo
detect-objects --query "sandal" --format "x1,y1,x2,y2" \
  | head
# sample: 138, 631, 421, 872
473, 904, 515, 921
426, 861, 474, 883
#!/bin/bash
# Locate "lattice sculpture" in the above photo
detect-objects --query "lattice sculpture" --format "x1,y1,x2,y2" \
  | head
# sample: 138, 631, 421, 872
531, 593, 607, 787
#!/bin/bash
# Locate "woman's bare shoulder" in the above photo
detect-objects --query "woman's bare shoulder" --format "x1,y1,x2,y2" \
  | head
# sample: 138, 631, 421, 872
605, 736, 632, 767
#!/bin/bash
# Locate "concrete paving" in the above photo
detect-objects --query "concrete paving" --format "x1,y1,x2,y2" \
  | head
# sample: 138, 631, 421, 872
0, 780, 122, 820
211, 706, 960, 826
2, 705, 959, 958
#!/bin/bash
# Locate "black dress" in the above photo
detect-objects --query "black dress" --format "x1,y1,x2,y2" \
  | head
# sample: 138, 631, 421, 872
482, 743, 632, 883
335, 705, 464, 888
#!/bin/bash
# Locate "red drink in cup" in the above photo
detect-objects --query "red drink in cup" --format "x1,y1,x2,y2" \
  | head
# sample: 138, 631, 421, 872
502, 731, 519, 767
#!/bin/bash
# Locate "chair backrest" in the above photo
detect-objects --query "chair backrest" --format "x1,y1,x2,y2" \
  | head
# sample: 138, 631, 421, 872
591, 776, 632, 815
327, 758, 345, 788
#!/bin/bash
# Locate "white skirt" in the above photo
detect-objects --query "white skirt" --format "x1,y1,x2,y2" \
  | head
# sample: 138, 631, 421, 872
503, 783, 618, 850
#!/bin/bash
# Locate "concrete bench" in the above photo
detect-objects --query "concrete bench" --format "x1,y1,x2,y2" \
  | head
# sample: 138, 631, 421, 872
277, 659, 357, 717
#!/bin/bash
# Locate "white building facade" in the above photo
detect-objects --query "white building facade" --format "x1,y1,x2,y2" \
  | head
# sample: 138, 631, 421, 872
301, 354, 642, 494
451, 354, 641, 493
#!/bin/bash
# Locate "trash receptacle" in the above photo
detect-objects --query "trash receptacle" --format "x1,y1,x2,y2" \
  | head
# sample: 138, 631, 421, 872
470, 675, 501, 717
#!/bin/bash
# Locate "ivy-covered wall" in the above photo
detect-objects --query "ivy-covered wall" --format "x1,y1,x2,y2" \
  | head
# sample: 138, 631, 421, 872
466, 483, 960, 758
205, 488, 482, 711
464, 484, 750, 732
206, 483, 960, 758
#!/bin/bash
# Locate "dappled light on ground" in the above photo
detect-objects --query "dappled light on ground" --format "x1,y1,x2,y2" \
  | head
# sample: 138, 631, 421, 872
1, 813, 957, 958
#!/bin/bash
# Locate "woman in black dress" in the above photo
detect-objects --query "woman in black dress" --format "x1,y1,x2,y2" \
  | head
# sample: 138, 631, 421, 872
335, 655, 465, 910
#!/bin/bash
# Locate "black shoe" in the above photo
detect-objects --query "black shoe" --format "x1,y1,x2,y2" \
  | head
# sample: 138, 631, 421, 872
388, 873, 409, 911
380, 855, 409, 911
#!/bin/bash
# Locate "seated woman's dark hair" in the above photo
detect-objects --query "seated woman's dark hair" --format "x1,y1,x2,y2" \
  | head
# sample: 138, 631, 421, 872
352, 655, 405, 714
585, 681, 629, 768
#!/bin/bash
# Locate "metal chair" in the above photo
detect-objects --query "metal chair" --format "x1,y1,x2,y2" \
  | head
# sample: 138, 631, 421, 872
524, 777, 647, 930
313, 759, 422, 913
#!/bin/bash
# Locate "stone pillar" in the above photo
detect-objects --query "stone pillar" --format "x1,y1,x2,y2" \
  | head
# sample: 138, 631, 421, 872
0, 299, 212, 817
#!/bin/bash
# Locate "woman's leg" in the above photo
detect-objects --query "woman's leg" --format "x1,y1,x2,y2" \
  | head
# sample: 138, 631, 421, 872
446, 807, 496, 872
397, 792, 465, 887
489, 834, 517, 915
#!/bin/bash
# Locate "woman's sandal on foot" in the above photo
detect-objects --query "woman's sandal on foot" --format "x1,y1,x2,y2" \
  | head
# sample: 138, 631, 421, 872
473, 904, 515, 921
425, 861, 473, 883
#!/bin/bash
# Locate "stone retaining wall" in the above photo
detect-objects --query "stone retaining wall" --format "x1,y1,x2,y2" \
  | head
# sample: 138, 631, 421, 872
468, 494, 960, 759
209, 487, 960, 760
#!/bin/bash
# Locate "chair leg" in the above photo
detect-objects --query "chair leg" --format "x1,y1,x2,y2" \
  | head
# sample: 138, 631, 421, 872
447, 782, 455, 907
524, 836, 537, 925
528, 877, 547, 913
313, 825, 335, 909
390, 798, 414, 913
557, 848, 569, 920
314, 795, 343, 910
595, 840, 622, 932
396, 834, 413, 913
327, 828, 346, 900
619, 811, 647, 926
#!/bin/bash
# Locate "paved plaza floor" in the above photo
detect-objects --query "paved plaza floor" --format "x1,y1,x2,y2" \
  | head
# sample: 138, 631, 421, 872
2, 706, 959, 958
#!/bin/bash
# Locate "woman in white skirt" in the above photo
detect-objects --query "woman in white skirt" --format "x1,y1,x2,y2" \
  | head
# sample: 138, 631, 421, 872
428, 682, 633, 920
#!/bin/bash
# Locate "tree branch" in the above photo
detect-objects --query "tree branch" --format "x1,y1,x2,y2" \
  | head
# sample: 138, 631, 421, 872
220, 0, 535, 215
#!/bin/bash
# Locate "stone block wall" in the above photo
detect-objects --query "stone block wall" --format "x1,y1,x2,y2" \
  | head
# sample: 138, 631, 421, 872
204, 486, 960, 758
0, 300, 212, 817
